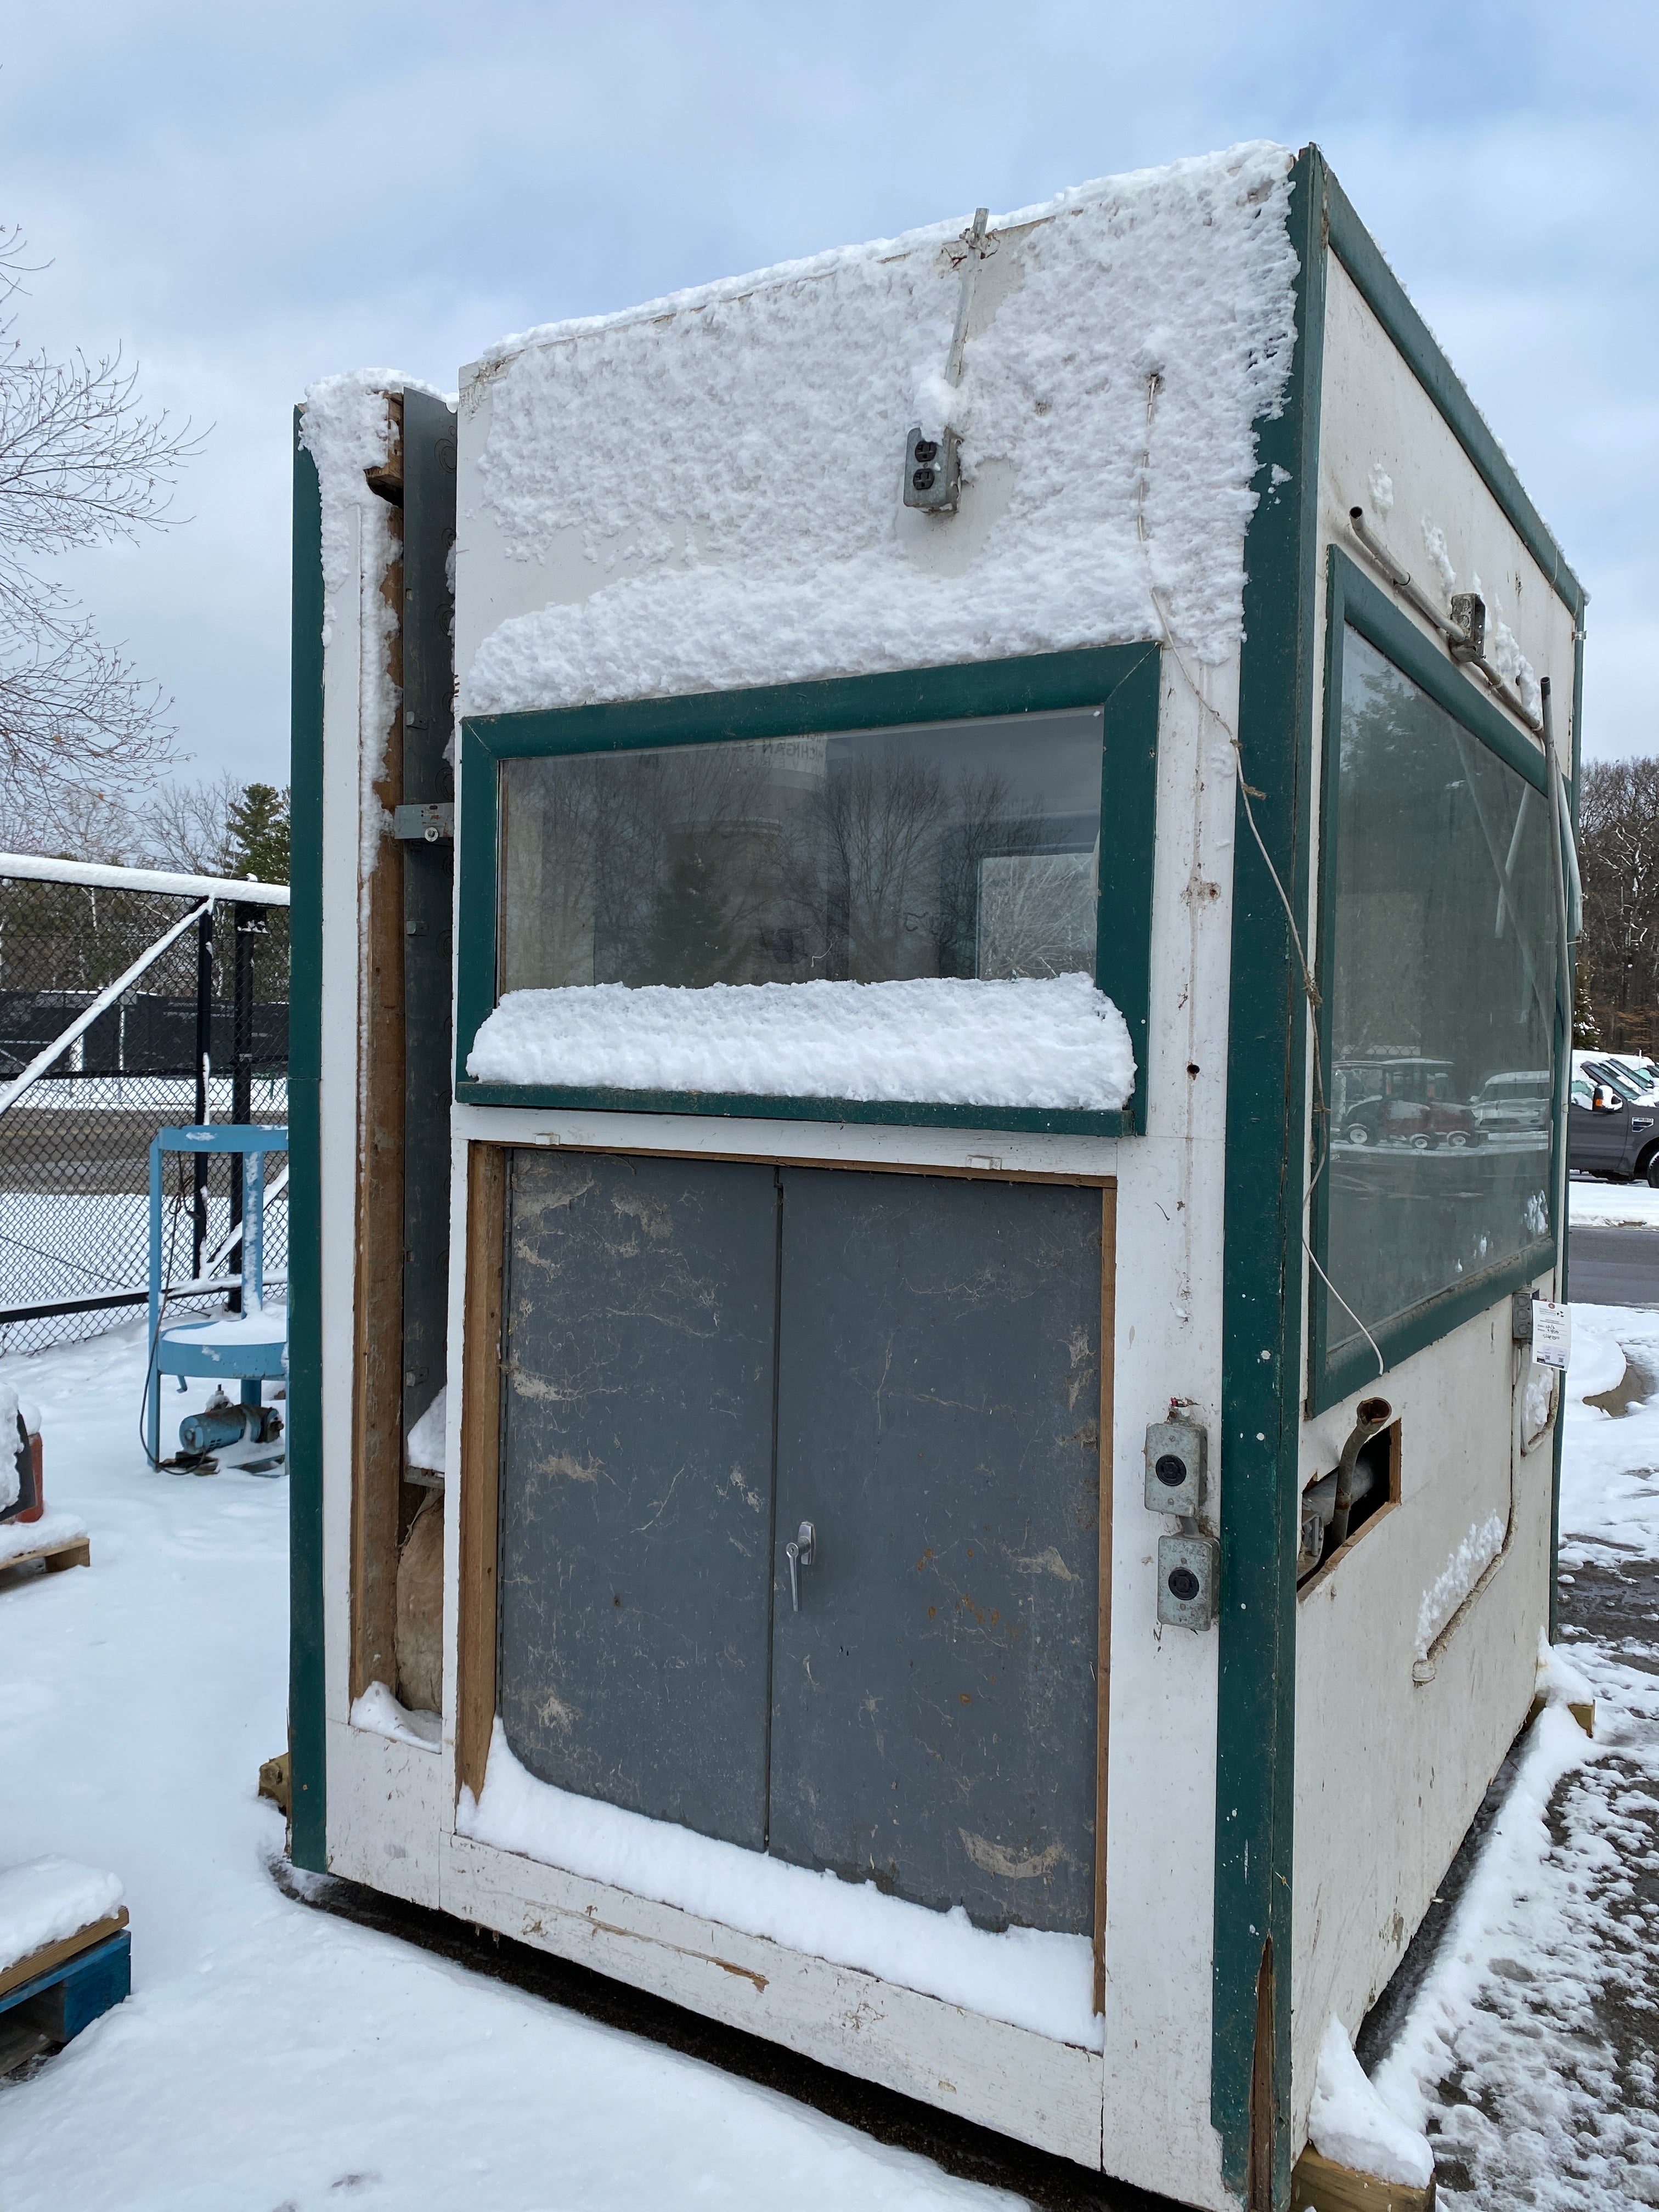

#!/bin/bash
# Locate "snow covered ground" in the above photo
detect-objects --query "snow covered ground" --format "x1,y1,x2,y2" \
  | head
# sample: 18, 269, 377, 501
1368, 1304, 1659, 2207
1569, 1174, 1659, 1229
1, 1307, 1656, 2207
0, 1324, 1019, 2209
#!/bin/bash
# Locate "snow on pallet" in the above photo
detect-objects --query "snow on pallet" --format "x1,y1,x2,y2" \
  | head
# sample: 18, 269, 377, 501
0, 1511, 90, 1581
0, 1858, 130, 2070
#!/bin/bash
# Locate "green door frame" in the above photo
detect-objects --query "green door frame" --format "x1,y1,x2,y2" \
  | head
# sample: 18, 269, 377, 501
288, 409, 328, 1872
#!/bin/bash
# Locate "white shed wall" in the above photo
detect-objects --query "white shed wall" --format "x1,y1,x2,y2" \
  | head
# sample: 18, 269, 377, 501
1290, 250, 1581, 2138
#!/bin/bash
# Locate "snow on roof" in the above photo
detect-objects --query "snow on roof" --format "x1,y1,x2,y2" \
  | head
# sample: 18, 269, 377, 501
458, 142, 1299, 720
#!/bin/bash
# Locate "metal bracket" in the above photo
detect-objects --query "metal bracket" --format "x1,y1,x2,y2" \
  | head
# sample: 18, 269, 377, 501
394, 803, 454, 844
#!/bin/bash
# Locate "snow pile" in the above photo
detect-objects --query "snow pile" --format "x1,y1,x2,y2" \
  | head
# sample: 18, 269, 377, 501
1534, 1629, 1595, 1714
1364, 1302, 1659, 2203
407, 1385, 448, 1476
1414, 1513, 1506, 1660
460, 1721, 1102, 2051
467, 973, 1135, 1112
1559, 1302, 1659, 1561
0, 1509, 86, 1568
0, 1856, 123, 1974
1308, 2015, 1433, 2188
0, 1323, 1013, 2210
351, 1680, 441, 1751
462, 144, 1299, 716
1568, 1178, 1659, 1229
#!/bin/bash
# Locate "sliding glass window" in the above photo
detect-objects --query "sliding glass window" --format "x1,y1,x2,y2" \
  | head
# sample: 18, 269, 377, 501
1313, 606, 1558, 1405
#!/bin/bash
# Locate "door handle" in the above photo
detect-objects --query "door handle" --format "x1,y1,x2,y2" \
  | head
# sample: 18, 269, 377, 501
785, 1520, 816, 1612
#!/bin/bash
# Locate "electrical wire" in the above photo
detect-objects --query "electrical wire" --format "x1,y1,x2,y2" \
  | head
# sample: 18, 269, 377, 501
1136, 373, 1386, 1379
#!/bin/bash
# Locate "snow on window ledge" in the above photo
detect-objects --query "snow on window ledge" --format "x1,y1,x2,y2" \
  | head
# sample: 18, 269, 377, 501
465, 973, 1135, 1115
458, 1722, 1103, 2051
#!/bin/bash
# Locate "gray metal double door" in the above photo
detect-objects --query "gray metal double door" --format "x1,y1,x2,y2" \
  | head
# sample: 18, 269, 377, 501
498, 1150, 1103, 1936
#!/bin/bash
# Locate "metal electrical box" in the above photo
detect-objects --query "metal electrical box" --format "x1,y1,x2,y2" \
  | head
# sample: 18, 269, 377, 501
1158, 1534, 1219, 1630
902, 425, 960, 512
1144, 1417, 1206, 1517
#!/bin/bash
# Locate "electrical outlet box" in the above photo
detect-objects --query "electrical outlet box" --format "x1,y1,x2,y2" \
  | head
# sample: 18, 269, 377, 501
1144, 1418, 1206, 1516
1450, 591, 1487, 659
902, 425, 960, 512
1158, 1533, 1219, 1630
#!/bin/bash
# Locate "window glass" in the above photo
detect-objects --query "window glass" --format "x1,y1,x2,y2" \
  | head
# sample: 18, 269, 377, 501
498, 709, 1103, 995
1321, 630, 1557, 1375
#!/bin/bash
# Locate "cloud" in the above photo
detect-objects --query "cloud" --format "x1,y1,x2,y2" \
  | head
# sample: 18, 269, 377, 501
2, 0, 1652, 780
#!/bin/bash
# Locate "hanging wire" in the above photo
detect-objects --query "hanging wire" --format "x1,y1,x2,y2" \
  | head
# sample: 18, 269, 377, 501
1137, 373, 1386, 1379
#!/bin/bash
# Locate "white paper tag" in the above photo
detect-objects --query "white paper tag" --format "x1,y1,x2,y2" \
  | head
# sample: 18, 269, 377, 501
1532, 1299, 1571, 1371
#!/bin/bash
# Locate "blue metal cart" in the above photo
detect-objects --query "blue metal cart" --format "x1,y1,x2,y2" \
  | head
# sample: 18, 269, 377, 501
146, 1125, 289, 1468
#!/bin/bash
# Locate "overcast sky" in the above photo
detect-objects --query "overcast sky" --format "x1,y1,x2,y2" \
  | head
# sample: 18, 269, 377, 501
3, 1, 1654, 790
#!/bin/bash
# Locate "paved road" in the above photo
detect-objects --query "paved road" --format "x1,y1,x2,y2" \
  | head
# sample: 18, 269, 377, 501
1569, 1224, 1659, 1308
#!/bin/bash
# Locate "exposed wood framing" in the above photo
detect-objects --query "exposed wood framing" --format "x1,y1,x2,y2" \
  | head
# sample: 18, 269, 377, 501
456, 1141, 507, 1803
500, 1139, 1113, 1190
349, 393, 407, 1704
1290, 2146, 1437, 2212
1092, 1182, 1116, 2015
1248, 1940, 1277, 2212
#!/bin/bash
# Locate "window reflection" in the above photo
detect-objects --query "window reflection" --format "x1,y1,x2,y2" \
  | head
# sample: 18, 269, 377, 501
1320, 631, 1556, 1374
498, 709, 1104, 995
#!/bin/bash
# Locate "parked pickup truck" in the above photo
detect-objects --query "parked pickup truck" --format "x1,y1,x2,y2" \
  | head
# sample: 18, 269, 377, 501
1570, 1060, 1659, 1184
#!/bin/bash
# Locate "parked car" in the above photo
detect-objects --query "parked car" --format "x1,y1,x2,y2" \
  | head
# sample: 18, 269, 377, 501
1473, 1069, 1551, 1133
1336, 1056, 1485, 1149
1569, 1063, 1659, 1183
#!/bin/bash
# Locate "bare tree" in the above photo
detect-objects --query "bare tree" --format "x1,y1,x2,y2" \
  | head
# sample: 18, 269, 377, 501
138, 771, 238, 876
1577, 757, 1659, 1053
0, 225, 202, 830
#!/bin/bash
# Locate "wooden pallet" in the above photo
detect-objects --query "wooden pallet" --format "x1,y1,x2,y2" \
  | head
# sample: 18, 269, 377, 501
1291, 2145, 1436, 2212
0, 1532, 90, 1578
0, 1910, 131, 2069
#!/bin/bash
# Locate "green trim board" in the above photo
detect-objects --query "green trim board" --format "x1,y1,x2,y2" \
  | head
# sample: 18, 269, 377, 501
456, 646, 1161, 1138
287, 408, 328, 1873
1212, 140, 1327, 2209
1306, 548, 1560, 1414
455, 1080, 1129, 1138
1318, 156, 1585, 627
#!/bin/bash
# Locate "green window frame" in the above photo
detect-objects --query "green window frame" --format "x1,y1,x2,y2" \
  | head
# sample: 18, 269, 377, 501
455, 647, 1162, 1137
1307, 548, 1561, 1412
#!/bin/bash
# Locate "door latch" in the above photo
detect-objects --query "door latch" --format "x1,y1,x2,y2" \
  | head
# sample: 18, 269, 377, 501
785, 1520, 816, 1612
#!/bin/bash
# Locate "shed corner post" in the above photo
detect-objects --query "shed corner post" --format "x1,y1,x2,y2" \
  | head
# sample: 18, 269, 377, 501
287, 403, 329, 1872
1213, 142, 1329, 2210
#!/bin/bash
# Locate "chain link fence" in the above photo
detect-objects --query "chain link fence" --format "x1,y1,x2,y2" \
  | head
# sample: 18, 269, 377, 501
0, 869, 289, 1357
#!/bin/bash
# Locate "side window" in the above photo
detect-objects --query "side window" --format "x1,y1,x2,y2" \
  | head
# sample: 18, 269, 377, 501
1312, 623, 1558, 1405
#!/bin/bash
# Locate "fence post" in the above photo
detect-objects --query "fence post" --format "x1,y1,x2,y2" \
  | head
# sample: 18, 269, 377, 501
228, 902, 261, 1311
193, 906, 214, 1283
